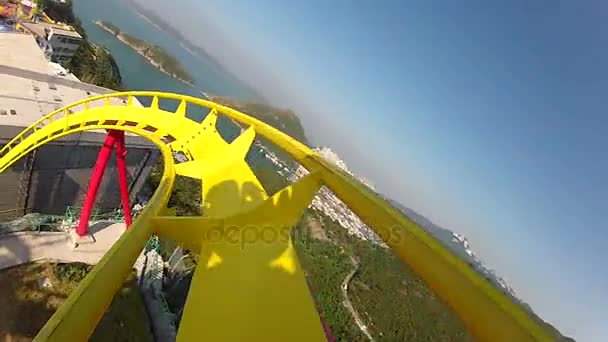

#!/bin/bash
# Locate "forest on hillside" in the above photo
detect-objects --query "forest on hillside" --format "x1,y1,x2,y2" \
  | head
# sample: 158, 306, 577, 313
294, 208, 473, 341
95, 20, 193, 85
146, 156, 473, 340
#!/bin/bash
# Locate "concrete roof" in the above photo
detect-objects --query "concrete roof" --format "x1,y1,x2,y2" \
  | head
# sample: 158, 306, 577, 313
0, 33, 53, 74
51, 25, 82, 39
21, 21, 82, 39
20, 22, 46, 38
0, 33, 143, 135
49, 62, 80, 81
0, 71, 121, 128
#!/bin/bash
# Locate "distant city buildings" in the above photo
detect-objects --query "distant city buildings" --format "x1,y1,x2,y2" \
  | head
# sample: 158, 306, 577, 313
258, 143, 384, 246
299, 147, 384, 245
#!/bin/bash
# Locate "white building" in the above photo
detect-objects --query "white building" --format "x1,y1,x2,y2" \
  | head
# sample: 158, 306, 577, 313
302, 148, 384, 245
0, 33, 157, 220
257, 142, 385, 245
21, 22, 83, 63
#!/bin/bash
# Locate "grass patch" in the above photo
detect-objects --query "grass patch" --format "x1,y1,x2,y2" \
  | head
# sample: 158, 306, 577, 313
0, 262, 153, 341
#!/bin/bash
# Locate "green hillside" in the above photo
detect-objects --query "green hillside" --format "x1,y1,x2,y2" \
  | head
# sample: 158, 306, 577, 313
294, 209, 473, 340
206, 95, 309, 145
42, 0, 123, 90
96, 21, 193, 84
146, 167, 474, 340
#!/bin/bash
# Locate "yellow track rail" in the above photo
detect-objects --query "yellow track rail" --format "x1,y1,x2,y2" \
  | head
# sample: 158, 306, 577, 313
0, 92, 552, 341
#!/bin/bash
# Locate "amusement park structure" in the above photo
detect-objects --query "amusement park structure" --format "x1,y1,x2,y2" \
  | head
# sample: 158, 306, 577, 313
0, 92, 553, 341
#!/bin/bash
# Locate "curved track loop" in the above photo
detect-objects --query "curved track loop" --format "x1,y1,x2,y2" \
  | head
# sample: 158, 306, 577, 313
0, 92, 552, 341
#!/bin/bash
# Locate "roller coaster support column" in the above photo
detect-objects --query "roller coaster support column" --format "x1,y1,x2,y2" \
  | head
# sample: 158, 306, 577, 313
76, 130, 131, 236
115, 131, 132, 228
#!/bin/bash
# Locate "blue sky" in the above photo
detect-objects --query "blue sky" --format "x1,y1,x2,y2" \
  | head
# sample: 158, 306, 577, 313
137, 0, 607, 340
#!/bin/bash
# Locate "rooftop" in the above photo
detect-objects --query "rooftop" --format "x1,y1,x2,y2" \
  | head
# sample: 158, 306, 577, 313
0, 33, 53, 74
49, 62, 80, 81
0, 33, 140, 131
19, 21, 46, 38
21, 21, 82, 39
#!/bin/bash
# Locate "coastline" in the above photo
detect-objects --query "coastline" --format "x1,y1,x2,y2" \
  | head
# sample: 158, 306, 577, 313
94, 20, 194, 87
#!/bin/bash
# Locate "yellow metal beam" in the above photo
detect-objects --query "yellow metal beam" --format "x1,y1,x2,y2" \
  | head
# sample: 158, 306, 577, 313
0, 91, 554, 342
34, 135, 176, 342
151, 216, 221, 253
177, 172, 325, 341
304, 155, 552, 342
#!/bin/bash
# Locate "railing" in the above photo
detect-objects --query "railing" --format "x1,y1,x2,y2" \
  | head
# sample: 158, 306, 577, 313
0, 92, 552, 341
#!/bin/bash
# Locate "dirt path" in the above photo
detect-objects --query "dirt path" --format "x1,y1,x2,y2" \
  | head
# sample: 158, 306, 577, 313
342, 256, 374, 341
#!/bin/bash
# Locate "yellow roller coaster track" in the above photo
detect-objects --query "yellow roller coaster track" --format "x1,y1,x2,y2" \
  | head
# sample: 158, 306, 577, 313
0, 92, 552, 341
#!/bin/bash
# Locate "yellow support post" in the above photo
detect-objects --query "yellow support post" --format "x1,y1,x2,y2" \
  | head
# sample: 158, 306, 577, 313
177, 173, 326, 341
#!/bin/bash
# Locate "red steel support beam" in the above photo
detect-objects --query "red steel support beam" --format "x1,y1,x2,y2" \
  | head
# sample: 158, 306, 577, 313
76, 130, 120, 236
115, 131, 132, 227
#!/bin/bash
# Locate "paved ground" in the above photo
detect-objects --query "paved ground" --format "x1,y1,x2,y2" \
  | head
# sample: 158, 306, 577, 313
0, 222, 125, 269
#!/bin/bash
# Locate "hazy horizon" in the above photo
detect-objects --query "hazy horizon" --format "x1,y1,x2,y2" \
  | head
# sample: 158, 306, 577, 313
131, 1, 607, 340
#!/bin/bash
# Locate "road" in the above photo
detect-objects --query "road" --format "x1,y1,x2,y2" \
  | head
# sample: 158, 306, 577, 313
342, 256, 375, 341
